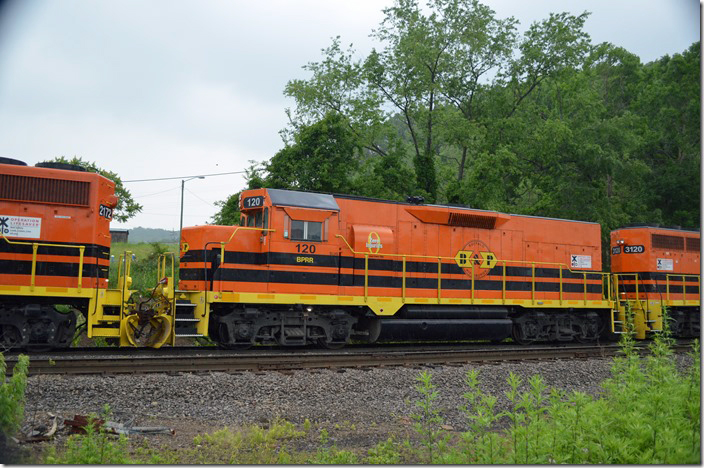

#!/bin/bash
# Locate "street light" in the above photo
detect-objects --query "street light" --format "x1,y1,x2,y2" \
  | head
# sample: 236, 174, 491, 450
179, 176, 205, 254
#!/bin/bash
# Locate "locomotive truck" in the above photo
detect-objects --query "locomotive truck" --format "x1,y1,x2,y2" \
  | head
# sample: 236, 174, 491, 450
0, 158, 699, 349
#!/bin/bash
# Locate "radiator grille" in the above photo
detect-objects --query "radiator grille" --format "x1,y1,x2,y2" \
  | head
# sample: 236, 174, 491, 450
448, 213, 496, 229
0, 174, 90, 206
651, 234, 684, 251
686, 237, 700, 252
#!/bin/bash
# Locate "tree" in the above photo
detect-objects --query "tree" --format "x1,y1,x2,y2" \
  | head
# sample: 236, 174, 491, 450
210, 193, 240, 226
285, 0, 592, 203
266, 112, 360, 193
210, 162, 266, 225
633, 42, 700, 228
48, 156, 141, 222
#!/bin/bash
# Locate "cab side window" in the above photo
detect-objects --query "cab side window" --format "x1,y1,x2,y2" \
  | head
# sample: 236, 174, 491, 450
291, 220, 322, 242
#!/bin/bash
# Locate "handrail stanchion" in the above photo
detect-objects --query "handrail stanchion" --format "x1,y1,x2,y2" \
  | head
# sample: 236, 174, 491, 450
437, 257, 441, 301
78, 246, 85, 292
364, 254, 369, 302
30, 243, 38, 292
471, 267, 475, 304
666, 275, 670, 302
502, 261, 506, 304
402, 256, 406, 302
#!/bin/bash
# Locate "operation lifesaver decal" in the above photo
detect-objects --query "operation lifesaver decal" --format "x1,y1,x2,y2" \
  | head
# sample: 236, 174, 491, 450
0, 215, 41, 239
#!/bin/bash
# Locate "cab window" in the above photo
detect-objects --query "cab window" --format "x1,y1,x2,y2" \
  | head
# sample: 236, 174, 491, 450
291, 220, 322, 241
245, 209, 266, 228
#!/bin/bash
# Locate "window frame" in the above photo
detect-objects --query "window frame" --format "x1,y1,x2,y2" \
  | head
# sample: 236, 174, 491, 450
290, 219, 324, 242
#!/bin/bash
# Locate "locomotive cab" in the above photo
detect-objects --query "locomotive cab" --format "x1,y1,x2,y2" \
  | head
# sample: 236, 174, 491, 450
179, 188, 357, 348
610, 225, 700, 338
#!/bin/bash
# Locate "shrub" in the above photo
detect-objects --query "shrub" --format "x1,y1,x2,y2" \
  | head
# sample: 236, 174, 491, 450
0, 353, 29, 436
404, 317, 701, 465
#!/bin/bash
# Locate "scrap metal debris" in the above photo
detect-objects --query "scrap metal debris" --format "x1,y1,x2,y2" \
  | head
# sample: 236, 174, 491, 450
63, 414, 174, 436
22, 413, 58, 443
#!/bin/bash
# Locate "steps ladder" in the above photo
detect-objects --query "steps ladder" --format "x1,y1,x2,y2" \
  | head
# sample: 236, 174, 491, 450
173, 297, 203, 339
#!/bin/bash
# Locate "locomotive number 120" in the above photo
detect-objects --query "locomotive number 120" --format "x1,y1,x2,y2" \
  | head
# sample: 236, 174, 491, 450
242, 196, 264, 209
296, 243, 316, 254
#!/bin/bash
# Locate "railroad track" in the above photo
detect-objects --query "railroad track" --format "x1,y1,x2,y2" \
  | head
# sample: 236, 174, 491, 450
4, 341, 694, 376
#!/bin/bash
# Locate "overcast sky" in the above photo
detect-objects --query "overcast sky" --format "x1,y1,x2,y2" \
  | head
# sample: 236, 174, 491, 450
0, 0, 699, 232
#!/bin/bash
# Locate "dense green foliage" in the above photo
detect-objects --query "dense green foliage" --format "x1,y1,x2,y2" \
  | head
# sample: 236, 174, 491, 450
213, 0, 699, 239
0, 353, 29, 436
48, 156, 143, 222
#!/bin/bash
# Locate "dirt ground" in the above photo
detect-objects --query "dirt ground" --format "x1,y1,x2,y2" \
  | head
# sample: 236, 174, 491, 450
13, 409, 424, 463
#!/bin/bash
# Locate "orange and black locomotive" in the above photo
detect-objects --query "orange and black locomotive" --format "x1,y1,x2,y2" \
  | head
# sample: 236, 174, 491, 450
0, 159, 699, 349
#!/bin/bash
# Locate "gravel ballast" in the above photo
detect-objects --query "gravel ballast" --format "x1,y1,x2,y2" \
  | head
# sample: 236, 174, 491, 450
18, 354, 695, 457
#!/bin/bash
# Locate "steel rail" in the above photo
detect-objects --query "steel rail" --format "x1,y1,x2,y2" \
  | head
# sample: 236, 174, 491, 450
5, 342, 692, 376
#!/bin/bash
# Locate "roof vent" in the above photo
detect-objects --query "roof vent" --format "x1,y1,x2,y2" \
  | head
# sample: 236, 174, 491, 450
448, 212, 497, 229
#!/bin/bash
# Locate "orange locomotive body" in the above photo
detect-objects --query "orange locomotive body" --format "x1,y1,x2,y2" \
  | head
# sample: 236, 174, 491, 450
610, 226, 700, 337
180, 188, 609, 347
0, 158, 118, 348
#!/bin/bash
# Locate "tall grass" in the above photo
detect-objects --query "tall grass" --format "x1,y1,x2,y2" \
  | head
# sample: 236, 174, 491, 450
0, 353, 29, 436
108, 242, 178, 291
0, 353, 30, 464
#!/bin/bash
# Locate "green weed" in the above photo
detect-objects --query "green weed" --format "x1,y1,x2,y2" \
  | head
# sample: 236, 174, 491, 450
365, 437, 402, 464
308, 428, 359, 464
177, 419, 306, 464
410, 370, 449, 463
0, 353, 29, 436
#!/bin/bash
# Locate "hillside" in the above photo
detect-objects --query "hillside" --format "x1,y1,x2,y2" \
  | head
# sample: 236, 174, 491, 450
126, 227, 179, 243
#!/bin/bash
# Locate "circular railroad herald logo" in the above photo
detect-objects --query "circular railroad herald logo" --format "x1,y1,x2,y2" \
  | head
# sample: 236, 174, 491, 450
454, 239, 498, 279
366, 231, 383, 254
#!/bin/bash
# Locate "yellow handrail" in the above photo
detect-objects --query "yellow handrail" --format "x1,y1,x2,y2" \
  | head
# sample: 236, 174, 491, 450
334, 234, 610, 303
665, 273, 700, 304
1, 234, 86, 292
219, 226, 276, 261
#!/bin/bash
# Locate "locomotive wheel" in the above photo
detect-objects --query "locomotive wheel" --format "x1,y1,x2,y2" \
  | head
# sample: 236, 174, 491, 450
574, 333, 596, 344
315, 338, 346, 350
511, 321, 537, 345
574, 315, 601, 343
1, 325, 23, 348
